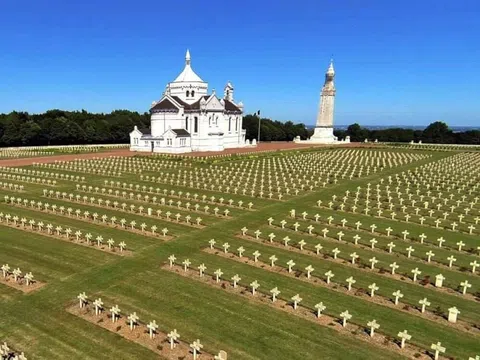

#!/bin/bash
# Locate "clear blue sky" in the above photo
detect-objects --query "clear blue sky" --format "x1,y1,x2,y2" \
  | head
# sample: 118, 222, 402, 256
1, 0, 479, 126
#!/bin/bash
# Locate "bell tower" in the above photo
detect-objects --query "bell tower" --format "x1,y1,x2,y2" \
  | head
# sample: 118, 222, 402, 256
224, 81, 234, 101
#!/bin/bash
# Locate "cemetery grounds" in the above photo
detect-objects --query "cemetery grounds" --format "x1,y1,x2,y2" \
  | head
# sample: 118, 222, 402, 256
0, 145, 479, 359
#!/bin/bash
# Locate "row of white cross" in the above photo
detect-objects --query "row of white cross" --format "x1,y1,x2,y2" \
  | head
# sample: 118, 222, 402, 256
167, 257, 469, 360
0, 211, 126, 252
76, 293, 227, 360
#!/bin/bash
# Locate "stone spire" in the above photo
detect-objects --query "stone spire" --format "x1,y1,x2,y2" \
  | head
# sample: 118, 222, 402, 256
185, 49, 191, 65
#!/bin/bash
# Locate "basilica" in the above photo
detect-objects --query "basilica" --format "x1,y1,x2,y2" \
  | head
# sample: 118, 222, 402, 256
130, 50, 247, 153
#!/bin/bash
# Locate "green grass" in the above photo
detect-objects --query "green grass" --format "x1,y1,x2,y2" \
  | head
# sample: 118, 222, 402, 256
0, 148, 479, 359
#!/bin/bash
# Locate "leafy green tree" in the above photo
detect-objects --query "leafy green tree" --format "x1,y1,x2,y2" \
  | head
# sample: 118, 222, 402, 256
421, 121, 453, 143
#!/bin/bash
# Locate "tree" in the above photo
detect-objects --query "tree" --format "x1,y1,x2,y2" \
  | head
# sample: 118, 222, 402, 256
421, 121, 453, 143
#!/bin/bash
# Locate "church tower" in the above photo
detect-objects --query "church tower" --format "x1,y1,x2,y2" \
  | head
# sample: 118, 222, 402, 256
309, 59, 337, 143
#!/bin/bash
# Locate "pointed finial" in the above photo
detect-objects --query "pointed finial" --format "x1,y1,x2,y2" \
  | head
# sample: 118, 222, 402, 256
327, 57, 334, 75
185, 49, 191, 65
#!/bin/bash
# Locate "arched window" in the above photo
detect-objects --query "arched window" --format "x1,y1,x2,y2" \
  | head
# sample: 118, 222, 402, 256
228, 117, 231, 132
186, 90, 190, 97
208, 116, 211, 126
191, 90, 195, 97
185, 116, 189, 130
194, 117, 198, 133
235, 116, 238, 131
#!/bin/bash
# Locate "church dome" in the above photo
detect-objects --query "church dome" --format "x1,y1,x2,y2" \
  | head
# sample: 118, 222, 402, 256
172, 49, 204, 83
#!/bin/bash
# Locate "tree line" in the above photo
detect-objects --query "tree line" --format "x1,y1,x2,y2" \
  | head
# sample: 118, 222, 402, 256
334, 122, 480, 144
0, 109, 477, 146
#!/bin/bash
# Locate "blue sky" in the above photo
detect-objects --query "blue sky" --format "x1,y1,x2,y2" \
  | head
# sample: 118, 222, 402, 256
1, 0, 479, 126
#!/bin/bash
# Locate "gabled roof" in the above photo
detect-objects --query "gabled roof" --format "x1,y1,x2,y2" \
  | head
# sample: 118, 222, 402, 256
171, 129, 191, 137
138, 127, 151, 135
151, 98, 180, 111
224, 99, 242, 113
170, 95, 210, 111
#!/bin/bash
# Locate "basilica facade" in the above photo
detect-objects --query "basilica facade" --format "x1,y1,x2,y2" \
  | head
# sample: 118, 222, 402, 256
130, 50, 247, 153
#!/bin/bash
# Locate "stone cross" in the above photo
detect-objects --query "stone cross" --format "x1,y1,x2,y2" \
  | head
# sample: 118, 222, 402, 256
127, 312, 139, 330
368, 283, 379, 297
324, 270, 334, 284
167, 329, 180, 349
340, 310, 352, 327
437, 237, 445, 247
198, 263, 206, 277
214, 269, 223, 283
419, 298, 430, 313
369, 257, 378, 270
397, 330, 411, 349
314, 302, 326, 317
147, 320, 158, 339
385, 227, 393, 236
93, 298, 103, 316
367, 319, 380, 337
447, 255, 456, 268
305, 265, 314, 279
287, 260, 295, 273
390, 262, 399, 275
270, 287, 280, 302
406, 246, 415, 258
24, 272, 34, 286
387, 242, 395, 253
392, 290, 404, 305
77, 292, 88, 308
190, 339, 203, 360
110, 305, 121, 323
425, 250, 435, 263
430, 342, 446, 360
208, 239, 216, 249
470, 260, 479, 273
237, 246, 245, 257
250, 280, 260, 295
232, 274, 241, 288
291, 294, 302, 310
411, 268, 421, 282
353, 234, 361, 244
460, 280, 471, 295
268, 233, 276, 242
182, 259, 191, 272
350, 252, 359, 264
168, 254, 176, 267
222, 242, 230, 253
346, 276, 356, 291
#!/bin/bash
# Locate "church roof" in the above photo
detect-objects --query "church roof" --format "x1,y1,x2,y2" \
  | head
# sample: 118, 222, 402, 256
171, 129, 191, 137
138, 127, 151, 135
151, 98, 179, 111
151, 95, 242, 113
172, 50, 204, 83
224, 99, 242, 113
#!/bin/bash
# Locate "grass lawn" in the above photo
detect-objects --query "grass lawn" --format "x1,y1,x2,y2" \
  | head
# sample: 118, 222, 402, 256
0, 147, 478, 359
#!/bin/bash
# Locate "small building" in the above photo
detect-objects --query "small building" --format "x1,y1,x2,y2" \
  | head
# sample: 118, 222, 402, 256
130, 50, 247, 153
